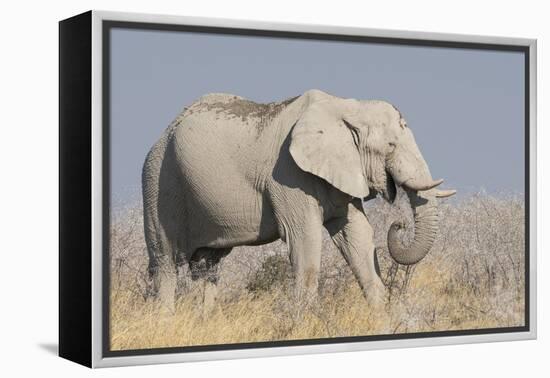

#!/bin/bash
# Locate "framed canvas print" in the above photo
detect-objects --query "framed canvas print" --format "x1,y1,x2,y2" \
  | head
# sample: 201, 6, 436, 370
59, 10, 537, 368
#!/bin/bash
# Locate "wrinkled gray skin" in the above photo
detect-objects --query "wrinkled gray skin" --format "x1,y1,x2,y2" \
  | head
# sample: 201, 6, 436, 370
142, 89, 456, 311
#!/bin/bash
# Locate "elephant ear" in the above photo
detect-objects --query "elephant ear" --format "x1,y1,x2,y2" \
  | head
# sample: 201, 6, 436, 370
289, 102, 370, 198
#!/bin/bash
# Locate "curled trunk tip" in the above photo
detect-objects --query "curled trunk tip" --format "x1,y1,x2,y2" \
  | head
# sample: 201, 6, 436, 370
387, 190, 439, 266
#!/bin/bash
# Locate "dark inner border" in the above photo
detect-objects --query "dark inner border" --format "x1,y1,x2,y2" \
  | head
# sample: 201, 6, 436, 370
102, 20, 531, 358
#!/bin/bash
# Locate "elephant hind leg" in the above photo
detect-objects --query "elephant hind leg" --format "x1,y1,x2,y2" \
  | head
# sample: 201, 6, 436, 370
142, 138, 179, 312
189, 247, 231, 314
144, 226, 177, 312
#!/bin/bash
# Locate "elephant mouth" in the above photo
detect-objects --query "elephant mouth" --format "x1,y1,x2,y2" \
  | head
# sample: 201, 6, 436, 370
362, 171, 397, 203
382, 172, 397, 203
363, 172, 455, 204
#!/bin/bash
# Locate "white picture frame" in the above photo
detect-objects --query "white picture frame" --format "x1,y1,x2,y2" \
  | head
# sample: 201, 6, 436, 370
59, 10, 537, 368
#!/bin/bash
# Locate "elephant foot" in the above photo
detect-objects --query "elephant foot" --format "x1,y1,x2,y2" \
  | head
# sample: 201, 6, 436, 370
158, 300, 176, 316
201, 280, 218, 319
363, 280, 386, 309
175, 264, 193, 298
287, 285, 319, 323
147, 259, 178, 314
154, 278, 178, 315
158, 284, 177, 315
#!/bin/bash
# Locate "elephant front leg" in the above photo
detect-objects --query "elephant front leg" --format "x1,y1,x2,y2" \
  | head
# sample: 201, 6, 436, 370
281, 215, 323, 305
325, 200, 386, 307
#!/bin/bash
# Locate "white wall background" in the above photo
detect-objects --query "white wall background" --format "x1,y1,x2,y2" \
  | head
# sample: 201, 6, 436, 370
0, 0, 546, 376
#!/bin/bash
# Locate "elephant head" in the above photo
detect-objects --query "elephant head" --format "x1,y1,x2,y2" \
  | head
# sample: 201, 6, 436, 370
289, 91, 455, 265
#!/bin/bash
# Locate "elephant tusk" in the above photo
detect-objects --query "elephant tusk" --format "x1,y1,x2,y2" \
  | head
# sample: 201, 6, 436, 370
428, 178, 445, 189
435, 189, 456, 198
403, 178, 444, 191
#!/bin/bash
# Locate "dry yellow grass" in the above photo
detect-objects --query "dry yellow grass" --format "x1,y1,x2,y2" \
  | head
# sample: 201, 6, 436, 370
110, 263, 524, 350
109, 192, 525, 351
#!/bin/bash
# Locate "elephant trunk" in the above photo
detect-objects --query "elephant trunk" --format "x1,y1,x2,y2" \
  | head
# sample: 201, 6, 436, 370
387, 188, 439, 266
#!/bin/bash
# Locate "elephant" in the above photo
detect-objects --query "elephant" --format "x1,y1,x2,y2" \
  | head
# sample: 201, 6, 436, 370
142, 89, 455, 311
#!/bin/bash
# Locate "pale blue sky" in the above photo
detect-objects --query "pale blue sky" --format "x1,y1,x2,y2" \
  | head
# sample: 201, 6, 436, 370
110, 28, 525, 206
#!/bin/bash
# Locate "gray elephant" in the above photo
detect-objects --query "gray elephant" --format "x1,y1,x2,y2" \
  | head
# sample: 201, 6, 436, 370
142, 89, 455, 310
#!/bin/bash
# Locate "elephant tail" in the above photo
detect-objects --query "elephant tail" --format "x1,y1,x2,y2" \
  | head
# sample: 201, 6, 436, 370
142, 119, 182, 247
142, 136, 169, 277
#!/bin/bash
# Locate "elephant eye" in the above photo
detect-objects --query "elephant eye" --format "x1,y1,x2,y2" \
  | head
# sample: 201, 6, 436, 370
343, 119, 361, 149
388, 142, 396, 153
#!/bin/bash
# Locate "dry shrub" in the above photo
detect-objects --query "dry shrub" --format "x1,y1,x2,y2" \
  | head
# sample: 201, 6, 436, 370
109, 191, 525, 350
246, 255, 292, 294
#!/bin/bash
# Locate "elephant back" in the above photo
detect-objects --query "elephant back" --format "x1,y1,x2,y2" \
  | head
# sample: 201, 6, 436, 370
178, 93, 299, 131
